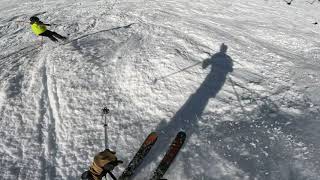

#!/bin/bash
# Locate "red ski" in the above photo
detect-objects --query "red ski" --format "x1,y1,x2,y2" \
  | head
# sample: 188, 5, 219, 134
150, 131, 186, 180
118, 132, 158, 180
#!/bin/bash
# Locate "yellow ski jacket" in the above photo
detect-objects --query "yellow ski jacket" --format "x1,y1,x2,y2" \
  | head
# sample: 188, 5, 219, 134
31, 22, 47, 35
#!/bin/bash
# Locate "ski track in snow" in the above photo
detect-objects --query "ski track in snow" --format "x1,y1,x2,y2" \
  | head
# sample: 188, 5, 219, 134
37, 53, 59, 180
0, 0, 320, 179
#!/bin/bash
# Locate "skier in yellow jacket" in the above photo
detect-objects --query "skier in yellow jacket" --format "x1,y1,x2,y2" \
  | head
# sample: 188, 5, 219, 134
30, 16, 67, 42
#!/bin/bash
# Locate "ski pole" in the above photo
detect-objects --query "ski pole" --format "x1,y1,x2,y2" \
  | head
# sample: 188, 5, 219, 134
15, 20, 28, 23
102, 107, 110, 149
154, 61, 202, 83
107, 171, 117, 180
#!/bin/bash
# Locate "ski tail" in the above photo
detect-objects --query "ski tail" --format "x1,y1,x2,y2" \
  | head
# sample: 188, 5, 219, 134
118, 132, 158, 180
150, 131, 186, 180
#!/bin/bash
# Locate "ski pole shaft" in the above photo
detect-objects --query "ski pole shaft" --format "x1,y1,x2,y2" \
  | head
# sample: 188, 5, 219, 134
15, 20, 29, 23
102, 107, 110, 149
156, 61, 202, 82
104, 123, 108, 149
107, 171, 117, 180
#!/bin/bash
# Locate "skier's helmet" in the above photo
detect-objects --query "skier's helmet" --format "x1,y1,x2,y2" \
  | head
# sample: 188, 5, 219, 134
30, 16, 39, 23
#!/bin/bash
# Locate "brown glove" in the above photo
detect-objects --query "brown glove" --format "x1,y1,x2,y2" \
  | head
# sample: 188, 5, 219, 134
82, 149, 122, 180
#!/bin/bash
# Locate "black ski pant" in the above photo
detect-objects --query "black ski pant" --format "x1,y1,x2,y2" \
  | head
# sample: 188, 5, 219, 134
39, 30, 66, 42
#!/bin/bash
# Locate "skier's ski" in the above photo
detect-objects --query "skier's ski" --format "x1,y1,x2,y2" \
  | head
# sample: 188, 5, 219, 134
150, 131, 186, 180
118, 132, 158, 180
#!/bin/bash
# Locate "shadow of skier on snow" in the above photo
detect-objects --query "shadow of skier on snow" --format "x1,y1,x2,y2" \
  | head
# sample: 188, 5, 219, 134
133, 43, 234, 178
206, 83, 320, 180
157, 43, 233, 137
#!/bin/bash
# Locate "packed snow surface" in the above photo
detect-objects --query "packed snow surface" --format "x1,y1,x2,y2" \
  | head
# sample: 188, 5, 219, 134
1, 0, 320, 179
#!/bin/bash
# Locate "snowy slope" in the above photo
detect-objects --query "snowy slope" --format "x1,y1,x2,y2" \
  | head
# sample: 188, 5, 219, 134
1, 0, 320, 179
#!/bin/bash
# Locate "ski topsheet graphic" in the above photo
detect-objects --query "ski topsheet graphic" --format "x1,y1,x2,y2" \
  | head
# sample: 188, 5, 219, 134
118, 132, 158, 180
150, 131, 186, 180
118, 131, 186, 180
